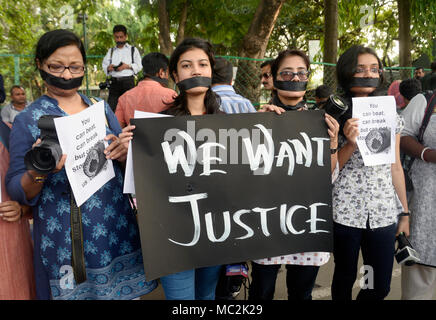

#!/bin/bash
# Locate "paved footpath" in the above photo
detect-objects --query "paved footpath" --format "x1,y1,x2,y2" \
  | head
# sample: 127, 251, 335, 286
142, 255, 435, 300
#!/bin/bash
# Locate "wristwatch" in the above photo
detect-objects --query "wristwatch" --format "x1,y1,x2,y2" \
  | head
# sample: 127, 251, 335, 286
330, 148, 338, 154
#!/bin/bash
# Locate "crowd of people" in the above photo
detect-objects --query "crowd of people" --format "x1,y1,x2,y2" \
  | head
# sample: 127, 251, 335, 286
0, 24, 435, 301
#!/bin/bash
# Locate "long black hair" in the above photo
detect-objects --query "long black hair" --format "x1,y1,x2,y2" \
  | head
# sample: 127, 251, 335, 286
336, 45, 384, 97
166, 38, 221, 116
336, 45, 385, 136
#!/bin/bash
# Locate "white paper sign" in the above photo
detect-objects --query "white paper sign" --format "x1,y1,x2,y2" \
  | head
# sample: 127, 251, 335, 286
123, 111, 172, 194
352, 96, 397, 166
54, 101, 115, 206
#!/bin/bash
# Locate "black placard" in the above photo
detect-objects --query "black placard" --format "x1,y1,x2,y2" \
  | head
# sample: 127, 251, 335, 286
131, 111, 333, 280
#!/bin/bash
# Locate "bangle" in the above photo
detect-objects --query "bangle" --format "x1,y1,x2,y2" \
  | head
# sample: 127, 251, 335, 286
420, 147, 431, 162
26, 171, 47, 184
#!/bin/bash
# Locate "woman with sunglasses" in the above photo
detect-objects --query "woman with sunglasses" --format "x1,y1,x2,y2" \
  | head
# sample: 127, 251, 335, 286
331, 45, 409, 300
250, 49, 340, 300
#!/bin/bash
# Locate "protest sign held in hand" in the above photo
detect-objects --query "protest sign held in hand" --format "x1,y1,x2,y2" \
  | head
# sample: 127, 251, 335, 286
54, 101, 115, 207
123, 111, 172, 195
352, 96, 397, 166
131, 111, 333, 280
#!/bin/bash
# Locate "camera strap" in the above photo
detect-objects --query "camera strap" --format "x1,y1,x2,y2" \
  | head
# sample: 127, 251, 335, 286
70, 188, 87, 285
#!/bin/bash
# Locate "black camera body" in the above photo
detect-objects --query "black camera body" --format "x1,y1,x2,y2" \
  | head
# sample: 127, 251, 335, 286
323, 94, 349, 121
113, 62, 123, 71
99, 77, 112, 90
25, 115, 63, 174
83, 140, 107, 178
99, 62, 124, 90
395, 233, 420, 266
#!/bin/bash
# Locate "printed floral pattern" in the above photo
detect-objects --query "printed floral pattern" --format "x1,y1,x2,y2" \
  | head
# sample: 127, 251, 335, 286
332, 114, 404, 229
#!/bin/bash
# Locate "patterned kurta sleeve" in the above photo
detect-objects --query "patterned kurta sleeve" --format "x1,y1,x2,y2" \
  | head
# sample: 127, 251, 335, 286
5, 104, 42, 206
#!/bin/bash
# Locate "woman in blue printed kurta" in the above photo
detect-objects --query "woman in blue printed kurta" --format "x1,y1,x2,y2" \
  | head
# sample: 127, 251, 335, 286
5, 29, 156, 300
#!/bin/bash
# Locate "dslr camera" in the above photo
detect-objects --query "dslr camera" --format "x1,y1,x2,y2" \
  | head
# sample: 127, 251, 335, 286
24, 115, 62, 174
99, 62, 123, 90
323, 94, 349, 121
113, 62, 123, 71
99, 77, 112, 90
395, 233, 420, 266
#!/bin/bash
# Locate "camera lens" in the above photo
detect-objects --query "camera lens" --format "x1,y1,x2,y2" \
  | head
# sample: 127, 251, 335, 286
29, 146, 57, 173
83, 140, 107, 178
324, 95, 348, 120
35, 148, 52, 165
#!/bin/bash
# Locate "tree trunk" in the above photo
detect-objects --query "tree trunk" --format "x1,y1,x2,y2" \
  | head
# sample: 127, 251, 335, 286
323, 0, 338, 91
398, 0, 411, 79
176, 0, 188, 45
234, 0, 286, 105
158, 0, 173, 56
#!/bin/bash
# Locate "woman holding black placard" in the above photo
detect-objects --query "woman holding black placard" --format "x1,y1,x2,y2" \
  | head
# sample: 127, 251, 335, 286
157, 37, 223, 300
250, 49, 340, 300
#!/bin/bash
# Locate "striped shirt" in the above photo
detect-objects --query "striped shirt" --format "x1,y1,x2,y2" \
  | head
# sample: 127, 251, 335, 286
212, 85, 256, 114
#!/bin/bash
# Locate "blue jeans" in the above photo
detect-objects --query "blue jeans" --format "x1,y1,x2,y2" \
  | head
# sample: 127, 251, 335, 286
248, 262, 320, 300
331, 222, 396, 300
160, 265, 222, 300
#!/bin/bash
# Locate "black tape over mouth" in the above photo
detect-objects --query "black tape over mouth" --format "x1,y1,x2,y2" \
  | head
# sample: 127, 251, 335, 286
176, 76, 212, 92
39, 69, 83, 90
350, 77, 380, 88
273, 80, 308, 92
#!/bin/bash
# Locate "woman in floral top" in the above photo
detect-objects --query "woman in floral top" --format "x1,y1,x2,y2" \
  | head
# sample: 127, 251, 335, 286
331, 45, 409, 300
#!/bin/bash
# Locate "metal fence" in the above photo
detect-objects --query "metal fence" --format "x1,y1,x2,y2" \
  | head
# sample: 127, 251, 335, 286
0, 53, 428, 108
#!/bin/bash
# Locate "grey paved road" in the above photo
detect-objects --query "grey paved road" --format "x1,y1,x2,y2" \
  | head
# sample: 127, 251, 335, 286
142, 255, 435, 300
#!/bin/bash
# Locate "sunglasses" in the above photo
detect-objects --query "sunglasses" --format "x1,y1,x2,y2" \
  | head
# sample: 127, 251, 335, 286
259, 72, 272, 80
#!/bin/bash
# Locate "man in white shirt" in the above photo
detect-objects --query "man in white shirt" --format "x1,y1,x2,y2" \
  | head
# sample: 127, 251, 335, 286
102, 25, 142, 111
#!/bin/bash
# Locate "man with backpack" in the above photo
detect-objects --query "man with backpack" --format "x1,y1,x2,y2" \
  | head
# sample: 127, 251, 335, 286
102, 25, 142, 111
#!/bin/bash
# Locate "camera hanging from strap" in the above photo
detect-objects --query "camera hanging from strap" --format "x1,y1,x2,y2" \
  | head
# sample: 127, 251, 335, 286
70, 186, 87, 284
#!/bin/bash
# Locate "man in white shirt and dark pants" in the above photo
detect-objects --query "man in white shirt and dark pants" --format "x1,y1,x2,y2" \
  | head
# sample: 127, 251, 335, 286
102, 25, 142, 112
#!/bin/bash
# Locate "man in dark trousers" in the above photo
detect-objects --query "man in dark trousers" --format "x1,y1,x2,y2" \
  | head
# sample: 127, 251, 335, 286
102, 25, 142, 111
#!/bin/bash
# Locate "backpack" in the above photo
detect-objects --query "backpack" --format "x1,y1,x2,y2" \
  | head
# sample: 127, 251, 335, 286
401, 90, 436, 191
